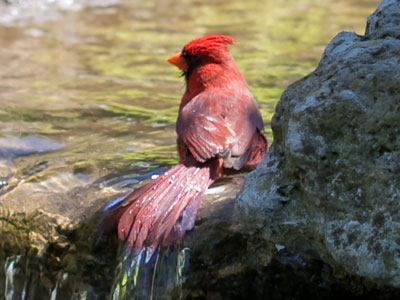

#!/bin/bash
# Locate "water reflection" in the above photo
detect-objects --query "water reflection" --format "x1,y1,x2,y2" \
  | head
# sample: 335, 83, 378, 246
0, 0, 379, 180
0, 136, 63, 157
110, 247, 189, 300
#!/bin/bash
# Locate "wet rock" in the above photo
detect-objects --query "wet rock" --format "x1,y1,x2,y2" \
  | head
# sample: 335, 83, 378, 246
0, 207, 119, 299
0, 135, 64, 157
0, 161, 125, 298
238, 0, 400, 292
0, 166, 249, 299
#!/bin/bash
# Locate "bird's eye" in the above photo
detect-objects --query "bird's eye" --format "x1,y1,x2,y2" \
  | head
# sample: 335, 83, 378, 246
182, 48, 187, 57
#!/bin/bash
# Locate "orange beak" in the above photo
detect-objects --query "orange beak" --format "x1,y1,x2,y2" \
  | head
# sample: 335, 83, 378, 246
168, 52, 188, 72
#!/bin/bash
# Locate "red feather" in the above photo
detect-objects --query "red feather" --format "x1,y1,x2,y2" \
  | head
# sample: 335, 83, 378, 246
104, 34, 267, 253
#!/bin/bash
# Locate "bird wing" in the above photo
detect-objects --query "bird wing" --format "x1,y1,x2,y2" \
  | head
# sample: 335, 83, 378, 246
176, 88, 263, 167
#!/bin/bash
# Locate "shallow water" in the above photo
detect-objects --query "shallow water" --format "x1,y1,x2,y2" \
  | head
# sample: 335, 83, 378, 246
0, 0, 379, 198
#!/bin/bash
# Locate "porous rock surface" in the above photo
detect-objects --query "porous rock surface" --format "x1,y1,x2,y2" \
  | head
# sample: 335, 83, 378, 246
238, 0, 400, 288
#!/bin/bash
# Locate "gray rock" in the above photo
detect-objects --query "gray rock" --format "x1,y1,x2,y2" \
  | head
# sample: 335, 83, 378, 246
238, 0, 400, 288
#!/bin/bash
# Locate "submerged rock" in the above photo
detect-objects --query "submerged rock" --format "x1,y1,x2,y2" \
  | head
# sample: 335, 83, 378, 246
238, 0, 400, 293
0, 136, 64, 157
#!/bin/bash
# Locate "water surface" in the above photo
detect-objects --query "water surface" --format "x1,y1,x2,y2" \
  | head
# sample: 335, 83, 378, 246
0, 0, 379, 208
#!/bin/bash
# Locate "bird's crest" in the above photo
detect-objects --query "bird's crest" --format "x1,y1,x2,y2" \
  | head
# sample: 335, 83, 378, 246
184, 34, 234, 57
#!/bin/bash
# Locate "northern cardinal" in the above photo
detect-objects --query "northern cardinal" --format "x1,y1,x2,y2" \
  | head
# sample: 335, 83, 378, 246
105, 34, 267, 253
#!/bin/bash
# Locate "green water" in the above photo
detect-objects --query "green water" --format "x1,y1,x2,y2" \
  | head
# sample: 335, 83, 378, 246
0, 0, 379, 211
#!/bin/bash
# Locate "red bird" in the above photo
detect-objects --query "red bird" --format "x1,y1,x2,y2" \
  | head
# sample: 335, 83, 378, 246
105, 34, 267, 253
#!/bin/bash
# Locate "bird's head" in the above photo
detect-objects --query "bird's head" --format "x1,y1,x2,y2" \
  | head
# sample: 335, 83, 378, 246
168, 34, 235, 78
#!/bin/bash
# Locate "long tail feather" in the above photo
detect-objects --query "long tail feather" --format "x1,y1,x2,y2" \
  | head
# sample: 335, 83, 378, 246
104, 156, 217, 299
103, 156, 222, 251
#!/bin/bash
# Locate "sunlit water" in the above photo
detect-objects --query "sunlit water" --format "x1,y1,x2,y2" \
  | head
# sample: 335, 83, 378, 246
0, 0, 379, 206
0, 0, 380, 298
